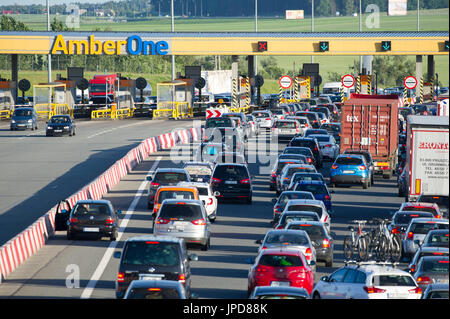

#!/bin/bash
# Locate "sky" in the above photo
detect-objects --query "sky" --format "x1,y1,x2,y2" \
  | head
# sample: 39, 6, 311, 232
1, 0, 111, 5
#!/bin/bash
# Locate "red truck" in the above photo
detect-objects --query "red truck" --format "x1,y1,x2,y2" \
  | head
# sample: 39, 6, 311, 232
89, 74, 118, 105
340, 94, 401, 179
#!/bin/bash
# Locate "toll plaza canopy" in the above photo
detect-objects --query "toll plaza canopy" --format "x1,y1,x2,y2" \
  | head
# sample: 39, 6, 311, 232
0, 31, 448, 56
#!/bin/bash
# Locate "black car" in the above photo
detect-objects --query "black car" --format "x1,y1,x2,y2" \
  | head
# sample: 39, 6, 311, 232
46, 114, 76, 136
146, 168, 191, 208
388, 211, 434, 237
114, 235, 198, 299
66, 200, 121, 241
320, 123, 341, 144
282, 146, 316, 166
288, 137, 323, 168
211, 163, 252, 204
294, 112, 320, 128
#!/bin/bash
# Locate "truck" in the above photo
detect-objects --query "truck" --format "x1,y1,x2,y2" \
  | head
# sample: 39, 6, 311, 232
405, 115, 449, 202
340, 94, 401, 179
89, 74, 117, 105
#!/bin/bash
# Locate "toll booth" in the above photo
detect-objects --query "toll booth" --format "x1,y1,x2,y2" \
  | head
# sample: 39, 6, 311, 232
33, 82, 71, 119
116, 78, 136, 110
55, 79, 77, 107
0, 79, 16, 120
154, 79, 193, 119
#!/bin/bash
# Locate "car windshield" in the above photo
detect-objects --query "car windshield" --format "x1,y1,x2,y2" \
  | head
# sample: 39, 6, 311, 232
158, 191, 196, 203
213, 165, 249, 180
50, 116, 69, 123
283, 214, 319, 224
418, 196, 449, 209
372, 275, 416, 287
154, 172, 188, 183
410, 222, 449, 234
275, 121, 296, 128
126, 287, 181, 299
419, 259, 449, 273
295, 184, 328, 195
122, 242, 180, 267
265, 233, 309, 245
402, 207, 437, 214
394, 213, 434, 224
72, 203, 110, 216
259, 254, 303, 267
336, 157, 363, 165
287, 205, 322, 217
287, 224, 325, 236
13, 109, 32, 117
158, 203, 203, 221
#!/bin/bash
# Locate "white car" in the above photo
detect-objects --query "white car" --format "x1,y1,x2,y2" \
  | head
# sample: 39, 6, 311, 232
178, 181, 219, 222
312, 262, 422, 299
309, 134, 339, 161
272, 119, 301, 142
252, 111, 274, 129
246, 114, 260, 137
282, 199, 330, 233
286, 116, 311, 136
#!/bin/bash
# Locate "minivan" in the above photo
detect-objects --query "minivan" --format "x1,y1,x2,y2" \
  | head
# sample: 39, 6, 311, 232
210, 163, 252, 204
10, 107, 38, 131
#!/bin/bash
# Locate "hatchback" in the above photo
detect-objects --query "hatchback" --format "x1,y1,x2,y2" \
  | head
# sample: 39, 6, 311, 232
294, 180, 333, 212
286, 116, 310, 135
123, 280, 187, 299
330, 154, 371, 189
146, 168, 191, 207
178, 181, 219, 222
282, 147, 315, 165
46, 114, 76, 136
211, 163, 252, 204
277, 164, 317, 195
114, 235, 198, 299
66, 200, 121, 241
388, 211, 434, 237
294, 112, 320, 128
320, 122, 341, 143
286, 221, 334, 267
247, 248, 315, 296
288, 172, 325, 190
343, 149, 375, 185
272, 119, 301, 141
303, 129, 329, 138
272, 191, 315, 224
151, 186, 199, 219
269, 158, 304, 191
309, 134, 339, 161
421, 229, 449, 249
153, 199, 211, 250
270, 108, 286, 120
414, 256, 449, 290
275, 211, 321, 230
408, 247, 449, 274
421, 283, 449, 299
252, 110, 274, 129
399, 202, 442, 219
10, 107, 38, 131
282, 199, 330, 233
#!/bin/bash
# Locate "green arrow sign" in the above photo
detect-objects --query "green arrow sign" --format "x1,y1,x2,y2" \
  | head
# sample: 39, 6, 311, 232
319, 41, 329, 52
381, 41, 391, 52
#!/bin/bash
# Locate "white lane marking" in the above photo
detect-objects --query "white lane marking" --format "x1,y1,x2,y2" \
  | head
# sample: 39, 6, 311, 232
80, 156, 161, 299
86, 121, 148, 139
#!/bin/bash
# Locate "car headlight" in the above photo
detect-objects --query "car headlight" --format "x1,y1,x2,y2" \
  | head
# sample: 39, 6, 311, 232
28, 119, 33, 123
64, 126, 69, 129
11, 120, 15, 124
47, 126, 53, 130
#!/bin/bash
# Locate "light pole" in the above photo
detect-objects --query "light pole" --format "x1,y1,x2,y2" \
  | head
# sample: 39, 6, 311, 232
171, 0, 175, 80
417, 0, 420, 31
255, 0, 258, 75
311, 0, 314, 63
359, 0, 362, 74
47, 0, 52, 83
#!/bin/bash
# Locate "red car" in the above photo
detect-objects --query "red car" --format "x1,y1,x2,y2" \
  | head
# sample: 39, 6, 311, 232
247, 248, 314, 296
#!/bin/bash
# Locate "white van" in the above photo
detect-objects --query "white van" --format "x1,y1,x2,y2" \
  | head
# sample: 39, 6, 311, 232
322, 82, 342, 95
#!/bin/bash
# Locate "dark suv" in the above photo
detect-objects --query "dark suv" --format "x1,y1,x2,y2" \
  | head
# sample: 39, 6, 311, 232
211, 163, 252, 204
289, 137, 323, 168
114, 235, 198, 299
147, 168, 191, 208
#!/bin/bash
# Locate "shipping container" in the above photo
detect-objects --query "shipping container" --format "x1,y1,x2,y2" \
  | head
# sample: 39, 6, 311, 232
405, 115, 449, 202
340, 94, 401, 179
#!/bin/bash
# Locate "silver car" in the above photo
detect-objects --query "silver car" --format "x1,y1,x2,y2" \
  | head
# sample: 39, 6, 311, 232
413, 256, 449, 291
252, 110, 274, 129
153, 199, 211, 251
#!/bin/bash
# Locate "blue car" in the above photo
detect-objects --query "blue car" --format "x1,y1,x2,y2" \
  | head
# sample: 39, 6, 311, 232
330, 154, 371, 189
294, 180, 333, 212
10, 107, 38, 131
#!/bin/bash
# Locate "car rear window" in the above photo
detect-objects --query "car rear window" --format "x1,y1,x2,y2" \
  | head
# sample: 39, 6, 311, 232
158, 203, 203, 221
283, 214, 319, 224
372, 275, 416, 287
418, 196, 449, 208
265, 233, 309, 245
72, 203, 110, 216
271, 109, 284, 115
287, 224, 325, 236
278, 154, 306, 163
295, 183, 328, 195
335, 157, 363, 165
284, 148, 311, 156
122, 242, 180, 266
279, 193, 314, 203
410, 222, 449, 234
254, 112, 270, 118
197, 187, 209, 196
402, 206, 437, 214
126, 287, 181, 299
275, 121, 296, 128
394, 212, 434, 224
286, 166, 315, 177
287, 205, 322, 217
428, 291, 449, 299
290, 139, 314, 149
259, 254, 303, 267
419, 259, 449, 273
157, 190, 196, 203
213, 165, 249, 180
426, 233, 449, 246
292, 174, 323, 183
312, 135, 331, 142
154, 172, 188, 183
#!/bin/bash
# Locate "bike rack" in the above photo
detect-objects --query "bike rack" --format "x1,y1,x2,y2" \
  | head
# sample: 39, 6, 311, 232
344, 260, 399, 268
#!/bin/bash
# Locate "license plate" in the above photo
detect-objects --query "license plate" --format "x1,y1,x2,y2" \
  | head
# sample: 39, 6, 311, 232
387, 293, 407, 299
225, 181, 237, 184
54, 129, 62, 132
271, 281, 290, 287
437, 279, 449, 283
343, 170, 355, 174
83, 227, 99, 232
139, 274, 164, 281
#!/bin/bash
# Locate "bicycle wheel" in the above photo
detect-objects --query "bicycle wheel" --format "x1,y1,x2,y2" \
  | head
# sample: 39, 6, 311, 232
357, 236, 369, 261
377, 235, 389, 262
390, 234, 402, 263
343, 235, 354, 260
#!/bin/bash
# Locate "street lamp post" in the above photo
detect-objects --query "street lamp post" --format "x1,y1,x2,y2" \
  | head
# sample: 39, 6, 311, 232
255, 0, 258, 75
359, 0, 362, 74
171, 0, 175, 81
311, 0, 314, 63
47, 0, 52, 83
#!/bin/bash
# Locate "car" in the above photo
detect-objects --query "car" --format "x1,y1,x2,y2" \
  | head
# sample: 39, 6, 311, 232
153, 199, 211, 250
151, 186, 199, 219
247, 248, 315, 296
195, 142, 229, 163
275, 211, 321, 230
66, 200, 121, 241
294, 112, 320, 128
421, 283, 449, 299
213, 152, 247, 166
205, 127, 245, 154
45, 114, 76, 136
269, 158, 304, 191
417, 195, 449, 219
285, 116, 311, 136
178, 181, 219, 222
146, 168, 191, 207
203, 116, 237, 141
255, 229, 317, 270
221, 113, 250, 141
270, 108, 286, 120
293, 180, 333, 213
342, 149, 375, 185
421, 229, 449, 249
303, 129, 329, 138
288, 137, 323, 168
252, 110, 274, 129
282, 147, 315, 165
312, 263, 422, 299
314, 111, 329, 125
330, 154, 371, 189
277, 153, 308, 164
272, 119, 301, 142
318, 103, 339, 120
309, 134, 339, 161
114, 235, 198, 299
249, 286, 310, 299
413, 256, 449, 291
285, 221, 334, 267
271, 191, 315, 224
310, 106, 332, 122
123, 280, 188, 299
399, 202, 442, 219
320, 123, 341, 144
389, 211, 435, 237
288, 172, 325, 190
246, 114, 260, 137
10, 107, 38, 131
182, 162, 214, 183
281, 199, 330, 233
210, 163, 252, 204
277, 164, 317, 195
408, 247, 449, 274
402, 218, 449, 259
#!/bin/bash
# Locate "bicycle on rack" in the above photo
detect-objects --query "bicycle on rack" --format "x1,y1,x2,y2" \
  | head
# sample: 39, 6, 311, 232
365, 218, 402, 262
343, 220, 369, 261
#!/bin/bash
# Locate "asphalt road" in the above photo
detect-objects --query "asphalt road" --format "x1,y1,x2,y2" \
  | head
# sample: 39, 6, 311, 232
0, 129, 407, 299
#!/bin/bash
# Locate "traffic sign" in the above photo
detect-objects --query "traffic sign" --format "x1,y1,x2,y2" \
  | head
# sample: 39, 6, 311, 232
341, 74, 355, 88
381, 41, 391, 52
319, 41, 329, 52
206, 108, 223, 119
279, 75, 293, 89
404, 76, 418, 90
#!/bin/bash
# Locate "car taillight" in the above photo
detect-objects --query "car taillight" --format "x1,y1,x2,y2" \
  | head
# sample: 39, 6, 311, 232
305, 124, 309, 128
156, 218, 170, 224
151, 182, 160, 188
105, 217, 115, 224
322, 238, 330, 248
363, 286, 386, 294
117, 272, 125, 283
325, 195, 330, 200
69, 217, 78, 223
324, 144, 332, 148
331, 164, 338, 170
407, 232, 414, 240
410, 265, 416, 273
392, 227, 401, 234
240, 178, 250, 184
211, 177, 222, 184
416, 276, 432, 284
178, 274, 186, 284
276, 225, 284, 230
305, 247, 312, 261
256, 267, 268, 272
307, 158, 312, 163
358, 165, 366, 170
314, 147, 318, 151
265, 118, 271, 121
261, 246, 268, 250
274, 205, 281, 213
192, 218, 206, 225
408, 287, 422, 294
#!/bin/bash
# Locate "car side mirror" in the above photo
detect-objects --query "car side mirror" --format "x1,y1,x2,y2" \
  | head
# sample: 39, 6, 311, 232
255, 239, 262, 245
145, 176, 152, 181
213, 191, 220, 197
113, 251, 121, 259
60, 209, 68, 214
189, 254, 198, 261
320, 275, 329, 282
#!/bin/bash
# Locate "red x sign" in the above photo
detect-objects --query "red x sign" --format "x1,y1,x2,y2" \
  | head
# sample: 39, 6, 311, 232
257, 41, 268, 52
